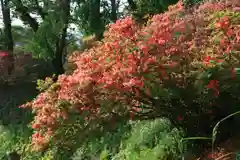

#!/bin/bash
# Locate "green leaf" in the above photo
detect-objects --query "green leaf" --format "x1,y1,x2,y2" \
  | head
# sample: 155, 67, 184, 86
210, 60, 215, 63
106, 57, 111, 63
234, 68, 240, 75
174, 32, 182, 38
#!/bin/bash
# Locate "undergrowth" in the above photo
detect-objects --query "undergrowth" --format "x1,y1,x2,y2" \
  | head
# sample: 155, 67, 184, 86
72, 118, 184, 160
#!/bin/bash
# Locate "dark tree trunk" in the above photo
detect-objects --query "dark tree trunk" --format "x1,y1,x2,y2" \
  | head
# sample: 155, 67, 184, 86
110, 0, 117, 22
52, 45, 65, 76
14, 0, 71, 76
1, 0, 14, 75
52, 0, 71, 75
89, 0, 103, 40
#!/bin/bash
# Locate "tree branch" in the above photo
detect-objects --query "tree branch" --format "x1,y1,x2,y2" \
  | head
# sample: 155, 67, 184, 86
13, 0, 39, 32
52, 0, 71, 75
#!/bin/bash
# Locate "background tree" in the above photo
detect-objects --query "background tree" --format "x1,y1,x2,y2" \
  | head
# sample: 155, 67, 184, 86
0, 0, 14, 74
73, 0, 106, 39
73, 0, 179, 38
110, 0, 117, 22
11, 0, 71, 75
127, 0, 179, 21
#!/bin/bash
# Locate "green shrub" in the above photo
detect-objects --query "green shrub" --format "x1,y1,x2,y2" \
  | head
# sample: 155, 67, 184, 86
72, 118, 184, 160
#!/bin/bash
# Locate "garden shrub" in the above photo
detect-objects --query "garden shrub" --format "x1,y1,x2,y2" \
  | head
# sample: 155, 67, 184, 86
72, 118, 184, 160
112, 118, 184, 160
20, 0, 240, 155
71, 120, 132, 160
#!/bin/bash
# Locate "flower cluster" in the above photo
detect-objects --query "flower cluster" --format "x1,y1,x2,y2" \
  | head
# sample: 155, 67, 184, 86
107, 16, 137, 38
21, 87, 68, 151
21, 0, 240, 151
0, 52, 8, 57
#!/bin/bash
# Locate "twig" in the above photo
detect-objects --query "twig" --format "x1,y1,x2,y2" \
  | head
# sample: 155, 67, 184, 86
215, 152, 234, 160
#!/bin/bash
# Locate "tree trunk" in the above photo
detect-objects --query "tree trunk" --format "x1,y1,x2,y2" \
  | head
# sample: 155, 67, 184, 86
52, 46, 65, 76
89, 0, 104, 40
1, 0, 14, 75
110, 0, 117, 22
52, 0, 71, 75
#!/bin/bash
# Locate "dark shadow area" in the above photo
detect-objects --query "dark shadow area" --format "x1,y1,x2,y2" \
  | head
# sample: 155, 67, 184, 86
0, 82, 38, 126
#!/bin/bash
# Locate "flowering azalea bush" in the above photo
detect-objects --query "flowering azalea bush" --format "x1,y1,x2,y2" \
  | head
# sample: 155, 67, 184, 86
21, 0, 240, 152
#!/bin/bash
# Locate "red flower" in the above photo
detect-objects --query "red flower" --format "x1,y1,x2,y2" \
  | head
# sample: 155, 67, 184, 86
216, 59, 224, 63
145, 87, 151, 96
233, 7, 240, 12
177, 115, 183, 121
220, 39, 225, 46
133, 88, 140, 97
157, 39, 166, 45
215, 22, 222, 28
159, 67, 169, 80
206, 80, 219, 96
225, 46, 232, 54
207, 153, 215, 159
226, 29, 233, 37
139, 45, 149, 55
32, 123, 41, 130
129, 111, 134, 120
204, 56, 212, 64
123, 78, 144, 88
215, 16, 230, 30
0, 52, 8, 57
206, 80, 218, 88
236, 30, 240, 42
132, 107, 141, 112
232, 68, 236, 80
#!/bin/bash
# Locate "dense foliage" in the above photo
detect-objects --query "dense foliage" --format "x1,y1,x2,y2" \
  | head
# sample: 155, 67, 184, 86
20, 0, 240, 159
129, 0, 179, 21
72, 118, 184, 160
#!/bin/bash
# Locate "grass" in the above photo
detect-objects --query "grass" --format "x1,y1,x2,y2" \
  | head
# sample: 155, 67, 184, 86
0, 124, 31, 158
